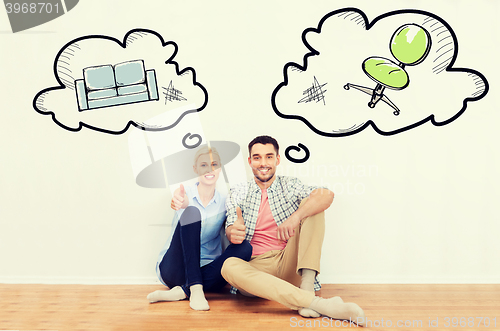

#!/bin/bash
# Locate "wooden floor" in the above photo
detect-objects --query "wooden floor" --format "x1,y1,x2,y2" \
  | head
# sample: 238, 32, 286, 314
1, 284, 499, 330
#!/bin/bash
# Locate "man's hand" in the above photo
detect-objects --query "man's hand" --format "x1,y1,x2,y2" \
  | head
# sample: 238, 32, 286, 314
277, 214, 301, 242
171, 184, 188, 210
228, 207, 246, 244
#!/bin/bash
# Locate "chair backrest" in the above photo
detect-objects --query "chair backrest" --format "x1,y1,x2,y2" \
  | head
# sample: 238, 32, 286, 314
390, 24, 431, 66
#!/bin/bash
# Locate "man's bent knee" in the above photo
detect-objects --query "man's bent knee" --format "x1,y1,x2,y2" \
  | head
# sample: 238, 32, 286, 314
300, 210, 325, 226
221, 257, 243, 279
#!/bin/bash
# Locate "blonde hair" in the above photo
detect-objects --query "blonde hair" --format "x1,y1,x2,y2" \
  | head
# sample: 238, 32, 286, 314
193, 146, 221, 166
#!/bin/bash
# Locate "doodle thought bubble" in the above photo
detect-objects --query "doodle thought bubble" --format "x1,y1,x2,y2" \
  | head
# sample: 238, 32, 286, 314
33, 29, 208, 134
272, 9, 489, 137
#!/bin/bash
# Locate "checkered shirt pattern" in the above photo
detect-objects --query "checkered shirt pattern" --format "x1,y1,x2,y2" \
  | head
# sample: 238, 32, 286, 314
225, 175, 322, 294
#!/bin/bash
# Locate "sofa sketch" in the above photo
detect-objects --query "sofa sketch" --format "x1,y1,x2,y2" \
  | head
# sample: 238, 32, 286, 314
75, 59, 159, 111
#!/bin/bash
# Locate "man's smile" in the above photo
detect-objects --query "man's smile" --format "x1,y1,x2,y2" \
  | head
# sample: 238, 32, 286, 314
258, 168, 271, 175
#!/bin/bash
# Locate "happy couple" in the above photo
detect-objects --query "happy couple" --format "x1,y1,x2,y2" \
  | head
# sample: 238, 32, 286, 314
147, 135, 365, 326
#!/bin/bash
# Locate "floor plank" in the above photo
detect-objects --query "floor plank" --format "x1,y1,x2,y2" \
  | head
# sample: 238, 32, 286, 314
1, 284, 499, 330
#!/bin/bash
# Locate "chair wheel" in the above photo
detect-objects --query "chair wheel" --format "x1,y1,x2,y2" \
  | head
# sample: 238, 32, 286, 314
344, 84, 350, 90
368, 102, 375, 108
393, 110, 400, 116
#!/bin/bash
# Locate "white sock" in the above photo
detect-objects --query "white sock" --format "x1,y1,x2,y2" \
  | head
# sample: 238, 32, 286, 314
147, 286, 187, 303
189, 284, 210, 311
308, 297, 366, 326
298, 269, 321, 318
300, 269, 316, 292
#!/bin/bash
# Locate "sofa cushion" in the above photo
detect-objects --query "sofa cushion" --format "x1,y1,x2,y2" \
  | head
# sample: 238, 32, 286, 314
84, 65, 116, 91
87, 87, 118, 100
87, 92, 149, 109
117, 84, 147, 96
115, 60, 146, 87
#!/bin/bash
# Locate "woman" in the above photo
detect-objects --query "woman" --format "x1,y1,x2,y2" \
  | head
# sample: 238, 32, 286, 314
147, 146, 252, 310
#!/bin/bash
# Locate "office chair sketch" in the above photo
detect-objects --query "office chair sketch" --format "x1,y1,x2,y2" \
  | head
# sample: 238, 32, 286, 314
344, 23, 431, 116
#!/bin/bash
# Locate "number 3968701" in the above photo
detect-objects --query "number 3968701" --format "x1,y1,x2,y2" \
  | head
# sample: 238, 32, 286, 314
5, 2, 60, 14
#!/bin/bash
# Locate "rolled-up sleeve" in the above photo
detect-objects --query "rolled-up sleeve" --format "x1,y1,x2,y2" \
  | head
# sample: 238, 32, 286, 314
225, 189, 238, 228
225, 183, 247, 228
285, 177, 320, 205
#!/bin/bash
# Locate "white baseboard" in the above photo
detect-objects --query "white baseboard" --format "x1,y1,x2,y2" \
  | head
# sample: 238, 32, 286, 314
2, 275, 499, 285
319, 275, 500, 284
0, 276, 161, 285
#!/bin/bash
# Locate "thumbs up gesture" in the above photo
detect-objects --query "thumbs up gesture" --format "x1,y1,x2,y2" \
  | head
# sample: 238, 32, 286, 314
171, 184, 188, 210
229, 207, 246, 244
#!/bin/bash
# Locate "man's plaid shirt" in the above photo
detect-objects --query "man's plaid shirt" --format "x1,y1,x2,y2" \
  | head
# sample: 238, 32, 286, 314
225, 175, 322, 293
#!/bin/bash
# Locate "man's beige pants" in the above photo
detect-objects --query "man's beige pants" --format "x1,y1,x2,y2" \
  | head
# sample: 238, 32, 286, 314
221, 207, 325, 310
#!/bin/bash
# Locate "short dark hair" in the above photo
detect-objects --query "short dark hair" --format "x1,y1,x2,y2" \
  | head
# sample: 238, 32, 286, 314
248, 135, 279, 155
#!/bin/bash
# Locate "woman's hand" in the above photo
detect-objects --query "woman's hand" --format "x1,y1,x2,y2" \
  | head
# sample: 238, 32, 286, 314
171, 184, 189, 210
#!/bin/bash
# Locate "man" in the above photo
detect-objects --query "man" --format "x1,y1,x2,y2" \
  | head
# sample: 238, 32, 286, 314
221, 136, 365, 325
